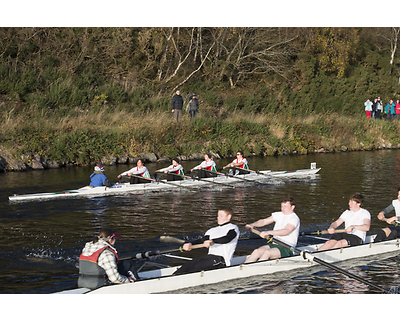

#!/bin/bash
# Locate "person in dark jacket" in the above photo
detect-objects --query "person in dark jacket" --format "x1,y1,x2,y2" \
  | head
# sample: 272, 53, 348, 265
171, 90, 183, 124
188, 94, 199, 119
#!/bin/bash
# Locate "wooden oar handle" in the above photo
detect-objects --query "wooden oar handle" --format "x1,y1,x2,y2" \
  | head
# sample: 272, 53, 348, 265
382, 217, 400, 226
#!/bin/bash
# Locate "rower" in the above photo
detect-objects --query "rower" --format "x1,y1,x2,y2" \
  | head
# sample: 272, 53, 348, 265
190, 153, 218, 178
375, 187, 400, 242
154, 158, 185, 181
317, 193, 371, 251
117, 159, 151, 184
223, 150, 249, 175
78, 228, 138, 290
244, 196, 300, 263
90, 163, 112, 187
173, 207, 239, 275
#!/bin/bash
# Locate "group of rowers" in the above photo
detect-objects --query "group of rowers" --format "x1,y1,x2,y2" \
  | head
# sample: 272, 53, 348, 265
89, 151, 250, 188
77, 182, 400, 290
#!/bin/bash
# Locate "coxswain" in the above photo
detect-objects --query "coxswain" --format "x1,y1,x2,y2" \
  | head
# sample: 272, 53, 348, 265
89, 163, 112, 187
78, 228, 138, 290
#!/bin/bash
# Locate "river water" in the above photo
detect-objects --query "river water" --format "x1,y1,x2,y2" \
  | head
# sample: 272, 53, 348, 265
1, 150, 400, 295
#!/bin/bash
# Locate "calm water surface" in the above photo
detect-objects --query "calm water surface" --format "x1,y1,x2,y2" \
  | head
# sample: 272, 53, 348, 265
1, 150, 400, 294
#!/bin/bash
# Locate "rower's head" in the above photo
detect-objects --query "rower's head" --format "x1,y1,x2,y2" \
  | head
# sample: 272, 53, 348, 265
217, 207, 233, 225
281, 196, 296, 214
137, 159, 144, 167
94, 163, 104, 172
205, 153, 212, 161
172, 158, 179, 166
348, 193, 363, 211
94, 228, 121, 245
236, 151, 244, 159
397, 187, 400, 200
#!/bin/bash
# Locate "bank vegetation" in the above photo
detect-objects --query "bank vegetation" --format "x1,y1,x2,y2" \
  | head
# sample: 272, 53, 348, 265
1, 27, 400, 169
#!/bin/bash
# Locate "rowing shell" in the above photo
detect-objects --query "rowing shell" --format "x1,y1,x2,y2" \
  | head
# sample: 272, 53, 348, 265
9, 163, 321, 202
56, 235, 400, 294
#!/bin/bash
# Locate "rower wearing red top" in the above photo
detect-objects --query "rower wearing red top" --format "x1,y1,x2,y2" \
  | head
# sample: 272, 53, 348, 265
155, 158, 185, 181
223, 150, 249, 175
190, 153, 217, 178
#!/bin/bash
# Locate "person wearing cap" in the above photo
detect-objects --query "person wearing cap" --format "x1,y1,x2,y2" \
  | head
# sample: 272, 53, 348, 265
78, 228, 138, 290
89, 163, 112, 188
154, 158, 185, 181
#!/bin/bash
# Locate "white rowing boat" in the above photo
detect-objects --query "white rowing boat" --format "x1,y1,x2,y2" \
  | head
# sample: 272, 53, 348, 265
56, 235, 400, 294
9, 163, 321, 202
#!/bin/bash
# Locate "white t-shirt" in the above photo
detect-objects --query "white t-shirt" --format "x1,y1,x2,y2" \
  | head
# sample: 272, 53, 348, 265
271, 211, 300, 247
339, 208, 371, 242
205, 223, 239, 266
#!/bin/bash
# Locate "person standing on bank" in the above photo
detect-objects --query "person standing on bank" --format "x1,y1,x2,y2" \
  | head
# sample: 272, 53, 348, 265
90, 163, 112, 187
375, 97, 383, 119
173, 207, 239, 275
171, 90, 183, 124
317, 193, 371, 251
78, 228, 138, 290
188, 94, 199, 119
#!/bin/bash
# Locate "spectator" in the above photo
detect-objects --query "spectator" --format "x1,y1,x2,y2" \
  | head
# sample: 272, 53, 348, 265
171, 90, 183, 124
375, 97, 383, 119
188, 94, 199, 120
394, 99, 400, 120
385, 99, 396, 121
364, 99, 373, 118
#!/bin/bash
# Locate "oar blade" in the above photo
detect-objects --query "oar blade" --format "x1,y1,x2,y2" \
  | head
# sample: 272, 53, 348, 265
159, 235, 185, 244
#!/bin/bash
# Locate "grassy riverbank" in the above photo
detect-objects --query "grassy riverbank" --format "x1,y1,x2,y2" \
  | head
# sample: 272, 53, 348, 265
2, 101, 400, 167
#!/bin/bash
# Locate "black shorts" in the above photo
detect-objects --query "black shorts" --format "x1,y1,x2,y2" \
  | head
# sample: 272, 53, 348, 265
331, 233, 363, 246
173, 254, 226, 275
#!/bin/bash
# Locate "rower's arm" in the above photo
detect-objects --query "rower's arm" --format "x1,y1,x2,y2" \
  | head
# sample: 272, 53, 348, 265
350, 218, 371, 232
265, 223, 296, 237
377, 204, 394, 220
212, 229, 237, 244
246, 216, 274, 229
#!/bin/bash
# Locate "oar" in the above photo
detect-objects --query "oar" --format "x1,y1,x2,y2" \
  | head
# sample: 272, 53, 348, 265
249, 227, 390, 294
168, 172, 236, 188
204, 168, 266, 186
232, 167, 287, 182
300, 229, 347, 236
126, 174, 193, 190
382, 217, 400, 227
160, 235, 185, 244
160, 235, 263, 243
121, 242, 210, 261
